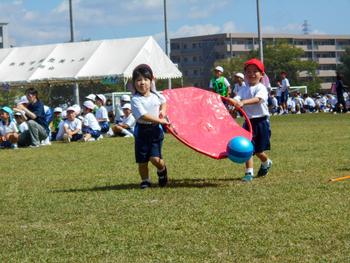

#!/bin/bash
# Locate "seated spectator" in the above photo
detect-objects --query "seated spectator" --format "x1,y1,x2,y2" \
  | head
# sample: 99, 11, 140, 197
326, 94, 337, 113
82, 101, 101, 142
56, 106, 83, 143
111, 103, 135, 137
0, 106, 19, 149
115, 94, 131, 123
16, 87, 49, 147
287, 97, 296, 114
293, 92, 304, 114
50, 107, 63, 141
303, 93, 316, 113
268, 91, 279, 115
13, 110, 32, 148
106, 98, 115, 123
95, 94, 110, 133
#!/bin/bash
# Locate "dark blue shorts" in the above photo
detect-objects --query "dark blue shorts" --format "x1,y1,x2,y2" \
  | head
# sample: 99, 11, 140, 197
243, 116, 271, 154
99, 121, 110, 133
134, 123, 164, 163
280, 92, 289, 103
82, 127, 101, 139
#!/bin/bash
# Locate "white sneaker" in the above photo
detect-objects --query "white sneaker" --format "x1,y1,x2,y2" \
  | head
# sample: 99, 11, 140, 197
63, 134, 71, 143
40, 138, 51, 146
97, 135, 103, 141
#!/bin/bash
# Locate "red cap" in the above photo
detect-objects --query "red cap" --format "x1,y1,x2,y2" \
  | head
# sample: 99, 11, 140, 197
244, 58, 265, 74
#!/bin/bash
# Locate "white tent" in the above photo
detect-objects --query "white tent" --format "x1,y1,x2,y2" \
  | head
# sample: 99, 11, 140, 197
0, 36, 182, 85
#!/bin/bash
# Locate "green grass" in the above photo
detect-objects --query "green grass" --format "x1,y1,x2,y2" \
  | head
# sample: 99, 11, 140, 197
1, 113, 350, 262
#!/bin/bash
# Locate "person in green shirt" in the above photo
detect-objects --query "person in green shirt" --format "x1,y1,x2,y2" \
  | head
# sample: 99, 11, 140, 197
208, 66, 231, 97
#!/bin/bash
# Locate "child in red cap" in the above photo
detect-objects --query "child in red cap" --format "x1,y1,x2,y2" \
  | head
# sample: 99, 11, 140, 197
228, 58, 272, 182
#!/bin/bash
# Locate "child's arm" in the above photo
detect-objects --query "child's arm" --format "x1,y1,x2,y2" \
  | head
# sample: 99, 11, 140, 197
159, 102, 167, 119
140, 113, 169, 125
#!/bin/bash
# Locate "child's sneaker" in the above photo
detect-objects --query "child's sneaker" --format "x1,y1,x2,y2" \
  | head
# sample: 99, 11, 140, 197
242, 172, 254, 182
63, 134, 71, 143
157, 166, 168, 187
140, 181, 151, 189
257, 160, 272, 177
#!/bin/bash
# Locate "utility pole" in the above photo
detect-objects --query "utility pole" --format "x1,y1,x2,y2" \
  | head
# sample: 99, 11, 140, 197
256, 0, 263, 62
163, 0, 172, 89
69, 0, 74, 42
69, 0, 79, 104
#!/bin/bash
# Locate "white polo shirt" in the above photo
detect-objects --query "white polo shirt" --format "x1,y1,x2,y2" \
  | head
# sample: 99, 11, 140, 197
234, 82, 269, 119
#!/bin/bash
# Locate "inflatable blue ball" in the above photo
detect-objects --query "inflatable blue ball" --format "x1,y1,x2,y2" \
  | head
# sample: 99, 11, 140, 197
226, 136, 254, 163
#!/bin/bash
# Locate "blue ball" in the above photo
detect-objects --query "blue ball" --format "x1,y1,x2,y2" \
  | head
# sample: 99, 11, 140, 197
226, 136, 254, 163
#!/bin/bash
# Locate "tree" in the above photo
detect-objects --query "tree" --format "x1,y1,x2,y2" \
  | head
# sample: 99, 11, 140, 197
216, 41, 320, 94
337, 47, 350, 86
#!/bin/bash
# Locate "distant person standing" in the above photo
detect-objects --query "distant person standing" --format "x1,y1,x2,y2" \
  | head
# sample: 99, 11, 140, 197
231, 72, 246, 98
280, 71, 290, 114
335, 73, 348, 113
209, 66, 231, 97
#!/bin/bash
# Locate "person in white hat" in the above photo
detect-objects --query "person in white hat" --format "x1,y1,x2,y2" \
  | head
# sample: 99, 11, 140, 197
111, 103, 135, 137
95, 94, 109, 133
56, 106, 83, 142
208, 65, 231, 97
232, 72, 246, 97
85, 94, 96, 102
114, 94, 132, 124
81, 101, 101, 142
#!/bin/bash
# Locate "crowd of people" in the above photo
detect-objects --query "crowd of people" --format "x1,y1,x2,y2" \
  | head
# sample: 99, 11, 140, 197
0, 88, 136, 149
209, 66, 350, 115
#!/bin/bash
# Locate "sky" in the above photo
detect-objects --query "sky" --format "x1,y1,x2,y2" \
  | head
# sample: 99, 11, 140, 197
1, 0, 350, 49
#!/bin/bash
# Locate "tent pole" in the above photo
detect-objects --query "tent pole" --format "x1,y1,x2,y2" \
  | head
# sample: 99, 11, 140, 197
74, 82, 80, 105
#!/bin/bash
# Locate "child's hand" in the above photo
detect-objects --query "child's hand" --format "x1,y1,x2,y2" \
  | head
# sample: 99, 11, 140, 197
159, 117, 170, 125
228, 98, 240, 107
159, 110, 166, 119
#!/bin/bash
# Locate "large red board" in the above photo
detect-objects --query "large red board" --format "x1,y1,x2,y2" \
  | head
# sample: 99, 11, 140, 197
163, 87, 252, 159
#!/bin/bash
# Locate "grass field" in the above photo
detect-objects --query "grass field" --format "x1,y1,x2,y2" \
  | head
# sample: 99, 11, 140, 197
0, 113, 349, 262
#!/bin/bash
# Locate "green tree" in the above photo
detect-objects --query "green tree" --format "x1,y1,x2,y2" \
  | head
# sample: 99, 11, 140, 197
216, 41, 320, 94
337, 47, 350, 86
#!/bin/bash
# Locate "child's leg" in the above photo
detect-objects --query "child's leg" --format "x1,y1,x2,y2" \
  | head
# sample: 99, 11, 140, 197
138, 162, 149, 181
150, 156, 168, 187
256, 152, 268, 163
256, 151, 272, 177
242, 156, 254, 182
149, 156, 165, 170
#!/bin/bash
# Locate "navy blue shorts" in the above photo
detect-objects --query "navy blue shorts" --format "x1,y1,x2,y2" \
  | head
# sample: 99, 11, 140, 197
134, 123, 164, 163
82, 127, 101, 139
99, 121, 110, 133
280, 92, 289, 103
243, 116, 271, 154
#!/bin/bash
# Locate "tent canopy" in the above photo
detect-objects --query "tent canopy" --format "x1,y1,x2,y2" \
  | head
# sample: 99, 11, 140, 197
0, 36, 182, 85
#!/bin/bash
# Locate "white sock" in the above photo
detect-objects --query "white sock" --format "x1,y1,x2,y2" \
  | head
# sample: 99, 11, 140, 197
157, 166, 166, 173
262, 159, 271, 168
245, 168, 254, 175
142, 178, 151, 183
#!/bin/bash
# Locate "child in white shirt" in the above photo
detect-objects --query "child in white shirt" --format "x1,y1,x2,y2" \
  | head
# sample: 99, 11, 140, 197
82, 101, 101, 142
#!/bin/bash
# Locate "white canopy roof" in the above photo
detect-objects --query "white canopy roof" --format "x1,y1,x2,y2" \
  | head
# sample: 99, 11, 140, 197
0, 36, 182, 85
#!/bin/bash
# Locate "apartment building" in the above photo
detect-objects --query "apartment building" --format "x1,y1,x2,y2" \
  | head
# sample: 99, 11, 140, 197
170, 33, 350, 89
0, 23, 9, 49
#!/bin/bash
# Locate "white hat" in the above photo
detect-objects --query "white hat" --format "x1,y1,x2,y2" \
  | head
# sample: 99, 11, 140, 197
96, 94, 106, 104
72, 104, 81, 115
235, 72, 244, 80
215, 66, 224, 73
85, 94, 96, 101
18, 95, 29, 105
53, 107, 63, 113
61, 110, 67, 119
14, 110, 27, 120
121, 103, 131, 110
83, 100, 95, 110
66, 106, 76, 112
120, 94, 131, 102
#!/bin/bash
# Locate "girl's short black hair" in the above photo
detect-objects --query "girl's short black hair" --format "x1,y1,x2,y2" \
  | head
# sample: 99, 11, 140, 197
132, 64, 154, 83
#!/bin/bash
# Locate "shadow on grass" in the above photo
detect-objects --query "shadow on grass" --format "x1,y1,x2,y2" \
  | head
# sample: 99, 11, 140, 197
52, 177, 242, 193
